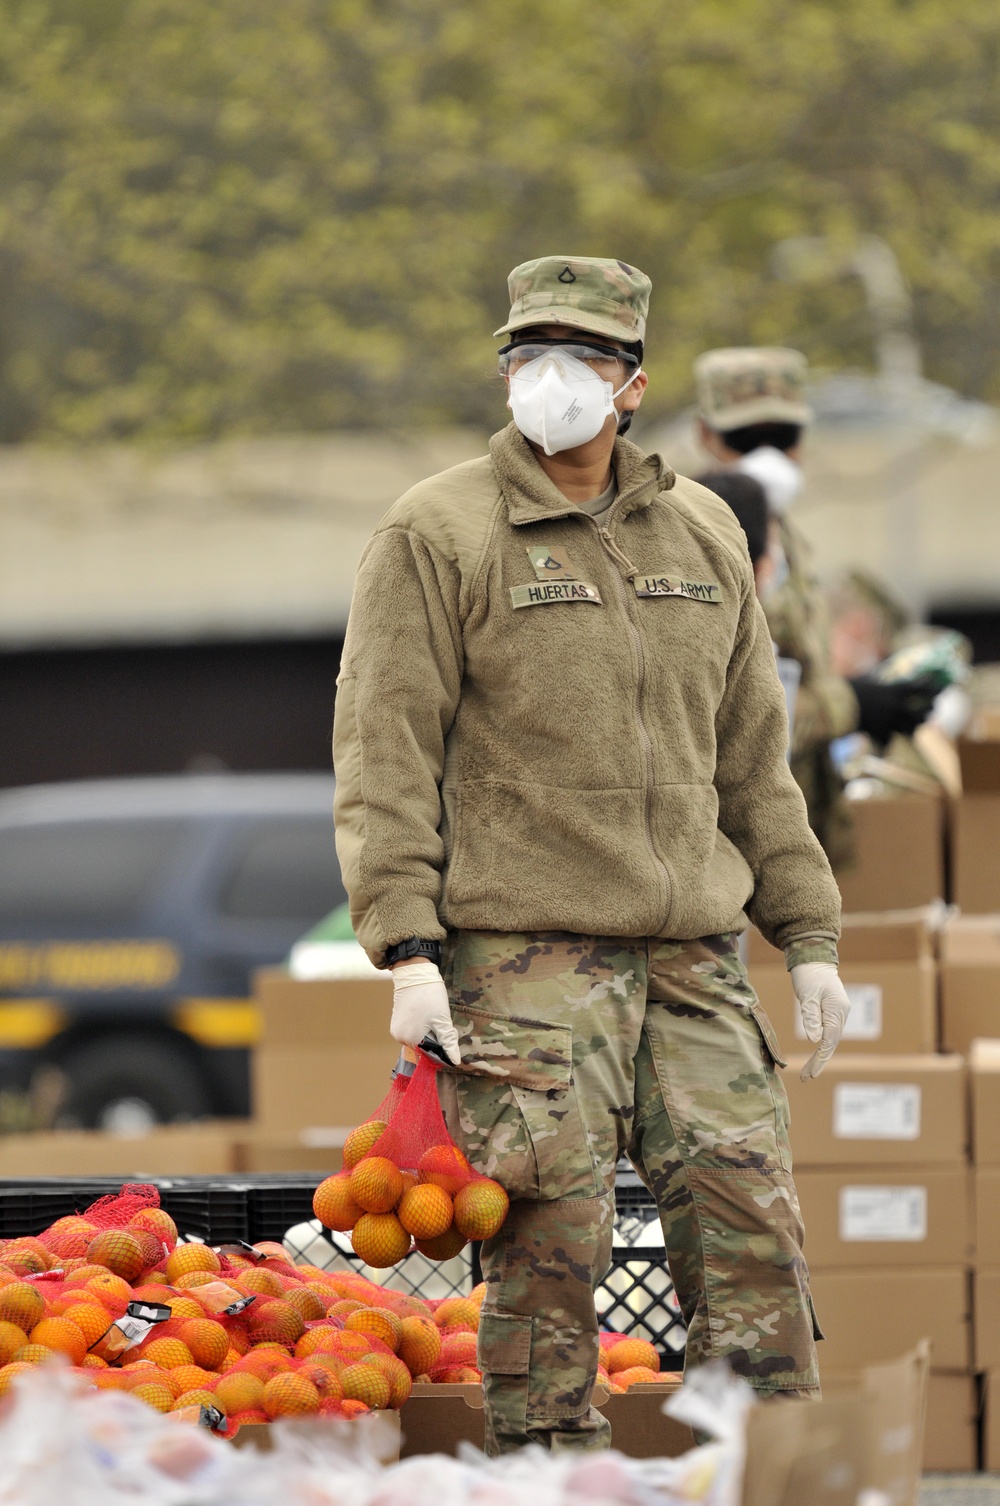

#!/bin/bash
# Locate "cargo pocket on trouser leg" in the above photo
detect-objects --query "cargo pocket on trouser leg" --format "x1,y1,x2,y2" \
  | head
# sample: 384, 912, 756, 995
478, 1195, 615, 1454
444, 998, 602, 1201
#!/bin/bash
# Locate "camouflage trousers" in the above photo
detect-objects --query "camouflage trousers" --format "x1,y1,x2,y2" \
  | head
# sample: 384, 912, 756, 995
437, 931, 821, 1456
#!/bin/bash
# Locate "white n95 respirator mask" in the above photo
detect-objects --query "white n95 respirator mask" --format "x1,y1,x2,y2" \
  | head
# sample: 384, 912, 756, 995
507, 350, 639, 456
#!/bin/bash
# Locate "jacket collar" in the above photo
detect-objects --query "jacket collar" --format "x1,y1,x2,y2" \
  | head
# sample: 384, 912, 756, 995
489, 421, 675, 527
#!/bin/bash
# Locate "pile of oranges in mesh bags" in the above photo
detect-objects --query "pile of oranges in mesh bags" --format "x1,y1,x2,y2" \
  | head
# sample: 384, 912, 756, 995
598, 1333, 667, 1391
312, 1054, 510, 1268
0, 1183, 501, 1435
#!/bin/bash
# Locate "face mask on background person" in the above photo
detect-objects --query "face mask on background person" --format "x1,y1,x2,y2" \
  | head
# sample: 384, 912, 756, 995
507, 350, 639, 456
736, 445, 803, 516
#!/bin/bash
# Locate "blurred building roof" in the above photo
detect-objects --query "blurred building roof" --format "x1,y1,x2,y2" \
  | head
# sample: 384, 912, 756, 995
1, 431, 485, 648
4, 376, 1000, 650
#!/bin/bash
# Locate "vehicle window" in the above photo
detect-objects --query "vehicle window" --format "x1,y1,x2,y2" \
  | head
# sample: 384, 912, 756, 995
218, 821, 345, 921
0, 821, 186, 922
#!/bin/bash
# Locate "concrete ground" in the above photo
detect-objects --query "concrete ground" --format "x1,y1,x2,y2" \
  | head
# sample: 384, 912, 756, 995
922, 1477, 1000, 1505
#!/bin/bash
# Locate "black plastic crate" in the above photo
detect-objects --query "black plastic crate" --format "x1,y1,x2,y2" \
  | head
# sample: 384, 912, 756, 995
0, 1178, 127, 1237
246, 1176, 324, 1244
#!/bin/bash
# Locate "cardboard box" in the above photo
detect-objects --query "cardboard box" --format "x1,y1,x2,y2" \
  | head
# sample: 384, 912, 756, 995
923, 1373, 979, 1472
970, 1038, 1000, 1165
981, 1370, 1000, 1471
748, 1346, 929, 1506
795, 1167, 972, 1268
748, 916, 938, 1057
836, 794, 944, 913
784, 1054, 967, 1167
232, 1410, 401, 1457
252, 971, 396, 1134
0, 1123, 242, 1177
811, 1268, 970, 1371
974, 1169, 1000, 1265
398, 1380, 693, 1460
954, 732, 1000, 913
940, 917, 1000, 1054
974, 1268, 1000, 1370
231, 1136, 342, 1175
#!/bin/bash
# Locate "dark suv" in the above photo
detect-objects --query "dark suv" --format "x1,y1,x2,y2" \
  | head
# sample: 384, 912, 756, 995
0, 773, 344, 1130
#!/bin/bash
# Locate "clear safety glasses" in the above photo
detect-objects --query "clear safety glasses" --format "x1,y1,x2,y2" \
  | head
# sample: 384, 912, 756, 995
497, 339, 640, 383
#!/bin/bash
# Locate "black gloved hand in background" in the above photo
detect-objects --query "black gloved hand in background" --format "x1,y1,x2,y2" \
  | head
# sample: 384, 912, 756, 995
849, 672, 940, 748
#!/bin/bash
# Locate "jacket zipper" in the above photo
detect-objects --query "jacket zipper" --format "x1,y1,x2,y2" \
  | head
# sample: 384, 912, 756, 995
589, 514, 673, 929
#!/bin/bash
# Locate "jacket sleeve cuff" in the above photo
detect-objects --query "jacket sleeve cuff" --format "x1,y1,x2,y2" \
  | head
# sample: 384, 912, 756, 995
358, 906, 447, 970
783, 935, 840, 970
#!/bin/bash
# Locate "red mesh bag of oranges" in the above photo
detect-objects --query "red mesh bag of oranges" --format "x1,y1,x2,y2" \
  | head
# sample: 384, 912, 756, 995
313, 1052, 509, 1267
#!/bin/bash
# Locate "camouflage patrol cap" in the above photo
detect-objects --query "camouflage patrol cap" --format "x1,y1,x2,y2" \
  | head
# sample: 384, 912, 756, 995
694, 347, 812, 431
495, 256, 651, 345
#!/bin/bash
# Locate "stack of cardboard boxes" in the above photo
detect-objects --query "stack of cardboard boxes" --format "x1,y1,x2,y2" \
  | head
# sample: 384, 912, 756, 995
747, 914, 977, 1469
237, 969, 396, 1173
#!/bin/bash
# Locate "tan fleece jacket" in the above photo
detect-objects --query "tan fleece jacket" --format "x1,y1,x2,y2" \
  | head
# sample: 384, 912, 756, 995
334, 423, 841, 967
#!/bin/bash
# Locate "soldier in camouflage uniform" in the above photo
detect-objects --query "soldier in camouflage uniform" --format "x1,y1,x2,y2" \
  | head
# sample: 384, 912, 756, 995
334, 258, 853, 1454
694, 348, 938, 865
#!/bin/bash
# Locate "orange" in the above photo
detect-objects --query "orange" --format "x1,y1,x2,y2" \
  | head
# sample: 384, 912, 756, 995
13, 1344, 55, 1365
164, 1364, 217, 1398
453, 1180, 508, 1241
418, 1143, 473, 1196
62, 1303, 110, 1348
81, 1354, 109, 1370
398, 1315, 442, 1377
345, 1306, 401, 1352
43, 1223, 98, 1260
64, 1265, 109, 1288
433, 1297, 480, 1333
236, 1268, 284, 1299
251, 1241, 287, 1261
0, 1362, 31, 1395
323, 1331, 371, 1363
86, 1230, 145, 1282
329, 1300, 364, 1319
414, 1226, 467, 1263
361, 1350, 412, 1406
129, 1228, 165, 1272
313, 1173, 364, 1232
263, 1372, 320, 1417
85, 1271, 133, 1310
174, 1271, 223, 1291
294, 1326, 343, 1360
0, 1322, 27, 1366
0, 1284, 45, 1332
246, 1299, 305, 1347
398, 1184, 453, 1240
132, 1382, 174, 1412
173, 1388, 220, 1411
351, 1213, 410, 1268
284, 1287, 326, 1323
339, 1398, 371, 1419
215, 1370, 265, 1413
164, 1244, 220, 1284
297, 1358, 344, 1399
166, 1296, 206, 1322
611, 1365, 660, 1388
129, 1207, 178, 1248
340, 1362, 390, 1409
349, 1157, 405, 1215
178, 1319, 229, 1370
435, 1365, 481, 1383
605, 1338, 660, 1375
342, 1120, 388, 1169
440, 1331, 478, 1369
143, 1337, 194, 1369
29, 1318, 87, 1366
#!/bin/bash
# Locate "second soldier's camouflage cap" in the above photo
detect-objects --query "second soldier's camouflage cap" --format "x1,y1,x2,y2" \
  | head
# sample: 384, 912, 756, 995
694, 347, 812, 431
495, 256, 651, 345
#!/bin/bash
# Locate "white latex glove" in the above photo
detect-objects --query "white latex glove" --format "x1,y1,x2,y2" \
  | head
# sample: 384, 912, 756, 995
792, 963, 852, 1081
389, 960, 462, 1065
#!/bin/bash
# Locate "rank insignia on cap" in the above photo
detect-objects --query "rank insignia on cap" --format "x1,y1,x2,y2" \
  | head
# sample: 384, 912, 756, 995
526, 545, 576, 581
558, 266, 576, 284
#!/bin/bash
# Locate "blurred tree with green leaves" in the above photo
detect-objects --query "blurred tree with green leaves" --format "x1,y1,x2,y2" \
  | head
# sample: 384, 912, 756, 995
0, 0, 998, 443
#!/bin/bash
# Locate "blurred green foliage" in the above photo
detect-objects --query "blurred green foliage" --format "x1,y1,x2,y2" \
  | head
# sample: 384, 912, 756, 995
0, 0, 999, 442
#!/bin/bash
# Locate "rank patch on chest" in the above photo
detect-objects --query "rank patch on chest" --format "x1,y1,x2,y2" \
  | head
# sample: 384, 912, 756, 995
633, 574, 721, 603
526, 545, 577, 581
510, 581, 603, 609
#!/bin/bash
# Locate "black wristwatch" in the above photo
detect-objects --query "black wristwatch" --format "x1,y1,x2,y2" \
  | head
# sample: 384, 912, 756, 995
385, 937, 442, 967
